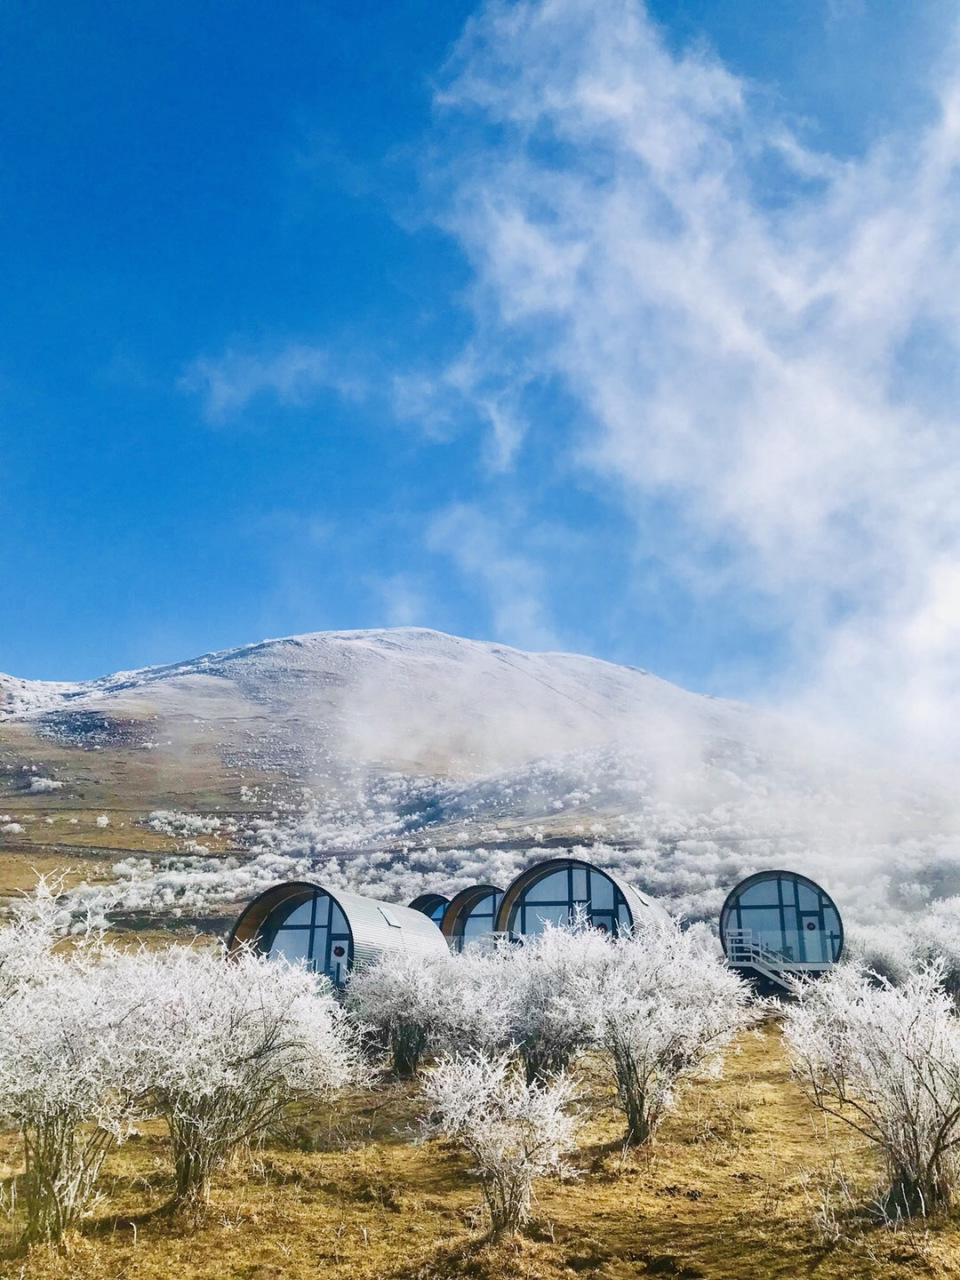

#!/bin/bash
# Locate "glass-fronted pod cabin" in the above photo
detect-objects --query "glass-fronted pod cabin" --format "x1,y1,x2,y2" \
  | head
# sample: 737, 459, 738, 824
496, 857, 671, 937
441, 884, 503, 951
719, 869, 843, 991
227, 881, 448, 986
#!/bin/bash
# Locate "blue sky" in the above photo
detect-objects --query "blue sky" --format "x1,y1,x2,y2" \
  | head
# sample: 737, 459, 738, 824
3, 0, 960, 749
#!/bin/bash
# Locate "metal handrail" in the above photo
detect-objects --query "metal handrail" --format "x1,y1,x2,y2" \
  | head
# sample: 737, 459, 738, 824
726, 927, 831, 972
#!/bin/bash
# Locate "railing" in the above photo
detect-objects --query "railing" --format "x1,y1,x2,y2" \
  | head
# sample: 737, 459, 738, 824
725, 928, 832, 976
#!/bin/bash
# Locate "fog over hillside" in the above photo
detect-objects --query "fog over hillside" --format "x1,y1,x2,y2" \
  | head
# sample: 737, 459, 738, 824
2, 628, 959, 942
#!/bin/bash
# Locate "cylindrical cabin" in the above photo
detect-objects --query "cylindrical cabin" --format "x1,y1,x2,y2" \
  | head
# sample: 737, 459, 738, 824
441, 884, 503, 951
719, 869, 843, 990
228, 881, 448, 986
408, 892, 450, 928
496, 857, 671, 938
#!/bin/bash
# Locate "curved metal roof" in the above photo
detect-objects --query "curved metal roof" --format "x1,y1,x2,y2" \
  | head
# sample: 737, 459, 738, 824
495, 856, 672, 933
440, 883, 503, 941
228, 880, 449, 974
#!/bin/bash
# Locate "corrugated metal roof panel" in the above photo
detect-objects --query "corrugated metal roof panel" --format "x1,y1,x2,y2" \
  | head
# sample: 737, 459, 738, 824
312, 884, 449, 972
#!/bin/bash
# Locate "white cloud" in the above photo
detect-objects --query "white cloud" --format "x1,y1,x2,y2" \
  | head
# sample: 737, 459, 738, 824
181, 343, 360, 421
430, 0, 960, 752
427, 503, 558, 650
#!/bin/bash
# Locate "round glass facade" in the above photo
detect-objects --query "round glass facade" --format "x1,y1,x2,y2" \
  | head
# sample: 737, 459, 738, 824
720, 871, 843, 967
503, 861, 634, 937
259, 889, 353, 985
408, 893, 449, 927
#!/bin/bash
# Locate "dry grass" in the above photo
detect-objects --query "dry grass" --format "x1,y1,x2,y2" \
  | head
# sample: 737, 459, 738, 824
1, 1025, 959, 1279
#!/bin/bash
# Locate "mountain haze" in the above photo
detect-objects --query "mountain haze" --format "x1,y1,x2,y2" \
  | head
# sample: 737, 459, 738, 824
1, 629, 958, 939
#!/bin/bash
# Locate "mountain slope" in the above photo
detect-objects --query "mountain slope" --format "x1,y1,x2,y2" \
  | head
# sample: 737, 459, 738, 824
1, 628, 959, 937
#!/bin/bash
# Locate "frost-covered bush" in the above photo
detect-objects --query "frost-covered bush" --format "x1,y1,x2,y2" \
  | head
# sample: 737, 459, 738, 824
347, 950, 457, 1076
914, 900, 960, 996
496, 919, 610, 1082
844, 904, 960, 996
0, 878, 72, 1004
121, 946, 362, 1213
422, 1051, 579, 1236
842, 923, 915, 988
0, 949, 145, 1243
584, 923, 753, 1145
347, 946, 507, 1075
784, 964, 960, 1217
28, 777, 63, 794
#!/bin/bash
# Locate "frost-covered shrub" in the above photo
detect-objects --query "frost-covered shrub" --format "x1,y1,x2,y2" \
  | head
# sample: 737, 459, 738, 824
122, 947, 362, 1213
842, 923, 915, 987
914, 900, 960, 996
347, 946, 507, 1075
28, 777, 63, 794
347, 950, 457, 1076
0, 951, 144, 1243
784, 964, 960, 1217
584, 923, 752, 1145
422, 1051, 579, 1236
496, 919, 610, 1082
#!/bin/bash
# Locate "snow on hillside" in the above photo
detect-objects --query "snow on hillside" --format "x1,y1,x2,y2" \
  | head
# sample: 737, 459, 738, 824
0, 628, 756, 776
6, 629, 960, 938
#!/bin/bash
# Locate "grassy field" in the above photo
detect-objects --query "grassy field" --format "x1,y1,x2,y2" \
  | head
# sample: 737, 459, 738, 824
2, 1024, 959, 1280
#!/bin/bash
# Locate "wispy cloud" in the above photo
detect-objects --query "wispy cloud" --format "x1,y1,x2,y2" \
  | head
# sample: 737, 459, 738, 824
181, 343, 361, 421
425, 0, 960, 751
427, 502, 558, 650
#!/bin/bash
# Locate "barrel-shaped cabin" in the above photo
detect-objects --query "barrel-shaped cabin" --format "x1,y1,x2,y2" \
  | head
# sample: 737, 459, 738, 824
228, 881, 448, 986
719, 869, 843, 990
441, 884, 503, 951
496, 857, 671, 938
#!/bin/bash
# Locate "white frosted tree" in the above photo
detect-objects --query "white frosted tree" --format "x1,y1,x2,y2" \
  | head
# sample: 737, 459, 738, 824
422, 1051, 579, 1236
347, 945, 508, 1076
584, 923, 753, 1145
346, 948, 458, 1076
495, 918, 611, 1082
784, 964, 960, 1217
121, 946, 363, 1215
0, 951, 145, 1244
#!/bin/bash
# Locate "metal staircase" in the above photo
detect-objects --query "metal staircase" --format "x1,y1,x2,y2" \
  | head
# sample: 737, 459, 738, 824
724, 928, 833, 991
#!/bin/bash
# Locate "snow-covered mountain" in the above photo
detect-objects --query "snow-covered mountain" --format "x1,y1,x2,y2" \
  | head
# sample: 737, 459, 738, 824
0, 628, 760, 775
2, 628, 960, 938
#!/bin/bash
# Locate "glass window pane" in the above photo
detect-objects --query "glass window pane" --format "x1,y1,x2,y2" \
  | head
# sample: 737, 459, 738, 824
591, 912, 615, 936
270, 929, 311, 963
571, 867, 588, 900
280, 900, 314, 927
737, 880, 781, 906
738, 906, 785, 939
796, 883, 819, 911
523, 904, 569, 933
525, 871, 568, 903
589, 873, 614, 909
314, 895, 330, 926
329, 902, 348, 935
